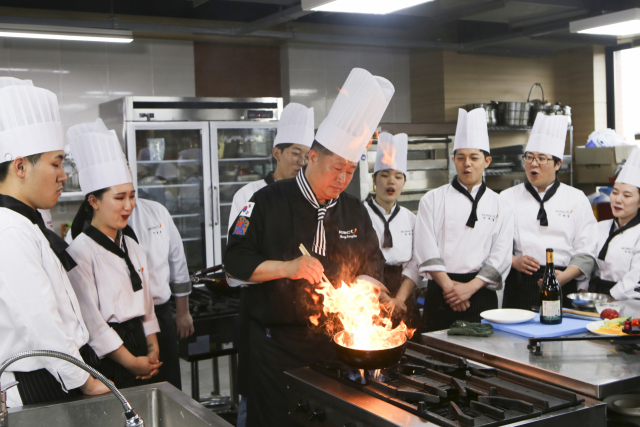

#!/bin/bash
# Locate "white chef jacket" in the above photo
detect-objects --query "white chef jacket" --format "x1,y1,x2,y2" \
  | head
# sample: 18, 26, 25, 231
128, 198, 191, 305
364, 199, 420, 284
413, 182, 514, 291
38, 209, 54, 231
228, 179, 268, 232
594, 219, 640, 300
0, 208, 90, 407
67, 233, 160, 358
499, 182, 598, 278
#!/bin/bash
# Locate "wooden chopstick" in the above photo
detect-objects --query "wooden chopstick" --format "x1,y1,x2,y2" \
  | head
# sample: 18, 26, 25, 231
299, 243, 331, 285
562, 308, 601, 318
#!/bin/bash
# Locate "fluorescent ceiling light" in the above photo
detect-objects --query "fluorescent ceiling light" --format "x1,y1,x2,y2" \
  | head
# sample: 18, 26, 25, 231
302, 0, 434, 15
570, 8, 640, 37
0, 23, 133, 43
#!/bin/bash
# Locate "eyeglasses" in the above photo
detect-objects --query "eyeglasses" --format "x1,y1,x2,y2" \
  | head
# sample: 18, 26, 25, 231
523, 154, 552, 165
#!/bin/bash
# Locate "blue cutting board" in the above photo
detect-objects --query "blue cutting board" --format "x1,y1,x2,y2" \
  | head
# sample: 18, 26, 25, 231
481, 314, 590, 338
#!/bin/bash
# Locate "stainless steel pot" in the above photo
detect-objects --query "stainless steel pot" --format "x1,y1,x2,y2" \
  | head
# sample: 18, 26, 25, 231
527, 83, 547, 126
497, 101, 530, 126
464, 103, 498, 126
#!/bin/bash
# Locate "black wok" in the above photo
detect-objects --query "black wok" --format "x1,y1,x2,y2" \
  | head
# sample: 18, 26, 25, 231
333, 330, 407, 370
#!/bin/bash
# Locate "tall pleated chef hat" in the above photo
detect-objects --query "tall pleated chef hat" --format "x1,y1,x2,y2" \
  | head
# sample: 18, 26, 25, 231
374, 132, 408, 174
453, 108, 490, 153
315, 68, 395, 163
616, 147, 640, 188
273, 103, 315, 148
0, 79, 63, 163
526, 113, 568, 160
68, 118, 132, 195
0, 77, 33, 88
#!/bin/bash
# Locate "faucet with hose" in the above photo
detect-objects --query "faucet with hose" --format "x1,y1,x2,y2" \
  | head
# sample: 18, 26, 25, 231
0, 350, 144, 427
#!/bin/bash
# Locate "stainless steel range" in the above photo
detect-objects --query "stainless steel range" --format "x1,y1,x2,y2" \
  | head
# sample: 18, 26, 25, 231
285, 342, 605, 427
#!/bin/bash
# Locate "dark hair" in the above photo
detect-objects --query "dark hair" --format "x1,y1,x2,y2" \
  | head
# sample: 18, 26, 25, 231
274, 143, 293, 155
373, 170, 407, 182
0, 153, 44, 183
453, 149, 490, 159
71, 188, 109, 239
310, 140, 334, 158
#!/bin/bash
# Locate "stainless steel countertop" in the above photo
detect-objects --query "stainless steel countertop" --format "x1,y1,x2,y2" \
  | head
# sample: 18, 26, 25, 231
421, 330, 640, 400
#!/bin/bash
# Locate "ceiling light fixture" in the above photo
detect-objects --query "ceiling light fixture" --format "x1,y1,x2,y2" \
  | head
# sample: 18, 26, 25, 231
0, 23, 133, 43
301, 0, 435, 15
570, 8, 640, 37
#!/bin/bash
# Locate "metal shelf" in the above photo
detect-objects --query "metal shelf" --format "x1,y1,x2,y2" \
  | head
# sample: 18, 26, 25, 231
138, 183, 199, 189
171, 213, 199, 219
59, 191, 85, 202
138, 160, 199, 164
218, 157, 272, 162
220, 203, 232, 207
487, 125, 532, 131
181, 237, 202, 242
219, 181, 256, 186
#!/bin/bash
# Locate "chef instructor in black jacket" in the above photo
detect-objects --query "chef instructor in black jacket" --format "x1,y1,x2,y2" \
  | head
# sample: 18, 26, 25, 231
224, 68, 394, 427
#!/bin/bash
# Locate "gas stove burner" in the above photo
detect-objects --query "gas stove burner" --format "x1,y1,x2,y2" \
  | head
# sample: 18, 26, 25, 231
288, 341, 602, 427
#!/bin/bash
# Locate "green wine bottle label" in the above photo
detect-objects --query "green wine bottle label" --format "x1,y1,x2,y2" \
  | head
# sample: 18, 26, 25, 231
542, 300, 561, 320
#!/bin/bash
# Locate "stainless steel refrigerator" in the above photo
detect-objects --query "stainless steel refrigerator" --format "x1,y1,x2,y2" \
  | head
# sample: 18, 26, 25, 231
99, 96, 282, 271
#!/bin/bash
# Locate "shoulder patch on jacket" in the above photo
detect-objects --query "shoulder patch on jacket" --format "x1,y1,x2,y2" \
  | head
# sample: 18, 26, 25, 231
233, 217, 250, 235
239, 202, 255, 217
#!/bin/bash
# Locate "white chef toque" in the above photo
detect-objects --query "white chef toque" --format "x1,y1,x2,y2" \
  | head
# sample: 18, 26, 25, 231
315, 68, 395, 163
616, 147, 640, 188
525, 113, 568, 160
68, 119, 132, 195
453, 108, 490, 153
374, 132, 408, 174
0, 77, 33, 88
274, 103, 314, 148
0, 82, 64, 163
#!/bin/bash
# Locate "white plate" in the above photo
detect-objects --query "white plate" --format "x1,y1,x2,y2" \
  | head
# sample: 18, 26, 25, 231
586, 320, 628, 336
480, 309, 536, 324
605, 394, 640, 416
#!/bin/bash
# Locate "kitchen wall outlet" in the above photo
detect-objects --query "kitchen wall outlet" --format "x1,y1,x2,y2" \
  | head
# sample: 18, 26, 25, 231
57, 202, 67, 214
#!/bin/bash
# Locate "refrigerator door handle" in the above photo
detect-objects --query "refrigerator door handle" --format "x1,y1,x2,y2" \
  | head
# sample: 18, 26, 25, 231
211, 185, 219, 226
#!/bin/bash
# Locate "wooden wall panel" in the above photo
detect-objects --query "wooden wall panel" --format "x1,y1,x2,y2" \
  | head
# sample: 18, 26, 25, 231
442, 51, 557, 122
410, 50, 445, 123
194, 42, 281, 98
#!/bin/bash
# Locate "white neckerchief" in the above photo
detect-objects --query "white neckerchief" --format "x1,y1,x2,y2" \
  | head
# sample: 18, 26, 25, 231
296, 168, 339, 256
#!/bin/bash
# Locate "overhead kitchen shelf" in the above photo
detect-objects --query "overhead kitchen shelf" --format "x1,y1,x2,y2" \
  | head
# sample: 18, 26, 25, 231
59, 191, 85, 202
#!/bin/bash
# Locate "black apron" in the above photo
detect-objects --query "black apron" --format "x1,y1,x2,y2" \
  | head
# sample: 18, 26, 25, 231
383, 264, 422, 340
13, 344, 93, 406
502, 266, 577, 310
152, 300, 181, 389
589, 276, 617, 296
422, 272, 498, 333
247, 321, 335, 427
80, 317, 150, 390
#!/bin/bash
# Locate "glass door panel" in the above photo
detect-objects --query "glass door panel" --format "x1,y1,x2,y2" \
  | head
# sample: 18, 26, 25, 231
127, 123, 214, 272
213, 123, 277, 257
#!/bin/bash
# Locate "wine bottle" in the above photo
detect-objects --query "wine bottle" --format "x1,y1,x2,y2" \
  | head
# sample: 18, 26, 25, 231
540, 248, 562, 325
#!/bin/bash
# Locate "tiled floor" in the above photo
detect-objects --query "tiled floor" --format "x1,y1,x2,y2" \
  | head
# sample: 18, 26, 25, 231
179, 356, 233, 400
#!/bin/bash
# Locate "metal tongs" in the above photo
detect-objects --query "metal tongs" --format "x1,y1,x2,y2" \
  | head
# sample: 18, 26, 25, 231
190, 264, 225, 283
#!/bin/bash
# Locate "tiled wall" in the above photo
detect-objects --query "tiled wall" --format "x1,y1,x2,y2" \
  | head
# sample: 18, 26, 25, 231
282, 43, 411, 127
0, 37, 195, 233
0, 38, 196, 135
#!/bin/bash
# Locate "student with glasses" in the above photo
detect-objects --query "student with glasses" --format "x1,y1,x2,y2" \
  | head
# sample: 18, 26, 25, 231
500, 113, 598, 310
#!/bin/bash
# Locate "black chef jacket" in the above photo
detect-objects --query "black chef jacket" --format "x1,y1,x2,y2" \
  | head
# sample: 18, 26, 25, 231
224, 176, 386, 427
225, 176, 385, 327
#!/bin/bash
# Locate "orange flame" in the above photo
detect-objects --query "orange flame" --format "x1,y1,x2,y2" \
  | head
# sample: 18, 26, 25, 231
379, 138, 397, 171
312, 278, 414, 351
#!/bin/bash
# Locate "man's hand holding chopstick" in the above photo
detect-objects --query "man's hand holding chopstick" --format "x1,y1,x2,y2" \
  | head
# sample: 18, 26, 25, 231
283, 256, 325, 284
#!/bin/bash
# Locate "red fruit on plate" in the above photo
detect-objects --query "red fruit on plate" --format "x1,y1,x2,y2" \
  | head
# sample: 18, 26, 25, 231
600, 309, 620, 320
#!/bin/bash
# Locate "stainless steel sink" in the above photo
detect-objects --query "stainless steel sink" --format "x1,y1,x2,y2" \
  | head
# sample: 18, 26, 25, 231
7, 382, 233, 427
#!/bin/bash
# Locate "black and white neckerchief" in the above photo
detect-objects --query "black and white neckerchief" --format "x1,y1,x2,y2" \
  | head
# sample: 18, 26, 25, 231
0, 194, 78, 271
296, 167, 338, 257
598, 211, 640, 260
367, 198, 401, 248
83, 225, 142, 292
450, 177, 487, 228
524, 179, 560, 227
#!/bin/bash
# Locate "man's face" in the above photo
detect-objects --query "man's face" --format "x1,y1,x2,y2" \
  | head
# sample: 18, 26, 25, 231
524, 151, 561, 188
453, 149, 490, 187
274, 143, 310, 179
23, 150, 67, 210
308, 150, 357, 201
